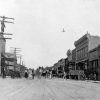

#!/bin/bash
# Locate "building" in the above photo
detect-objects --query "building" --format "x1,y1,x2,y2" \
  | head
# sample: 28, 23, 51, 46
67, 49, 84, 79
3, 53, 17, 76
74, 33, 100, 80
72, 48, 76, 67
4, 53, 17, 71
67, 49, 76, 70
89, 45, 100, 80
19, 65, 26, 77
64, 58, 69, 73
53, 58, 66, 77
4, 53, 26, 77
0, 33, 6, 75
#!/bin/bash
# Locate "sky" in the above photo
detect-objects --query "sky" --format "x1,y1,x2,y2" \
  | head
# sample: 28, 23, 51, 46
0, 0, 100, 69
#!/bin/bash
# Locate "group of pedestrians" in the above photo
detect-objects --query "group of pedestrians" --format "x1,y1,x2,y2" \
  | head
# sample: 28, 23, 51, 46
24, 69, 35, 79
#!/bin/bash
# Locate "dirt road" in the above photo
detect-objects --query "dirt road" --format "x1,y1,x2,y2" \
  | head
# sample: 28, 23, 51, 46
0, 78, 100, 100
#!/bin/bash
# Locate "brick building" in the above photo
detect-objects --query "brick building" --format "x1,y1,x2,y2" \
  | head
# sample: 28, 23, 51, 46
74, 33, 100, 80
89, 45, 100, 80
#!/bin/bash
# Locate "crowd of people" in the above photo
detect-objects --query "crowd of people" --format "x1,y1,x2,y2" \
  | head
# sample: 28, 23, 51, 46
25, 67, 97, 81
1, 66, 96, 81
24, 68, 59, 79
30, 67, 67, 79
24, 69, 35, 79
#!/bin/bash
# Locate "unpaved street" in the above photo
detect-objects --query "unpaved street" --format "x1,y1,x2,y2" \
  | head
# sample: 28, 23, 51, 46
0, 78, 100, 100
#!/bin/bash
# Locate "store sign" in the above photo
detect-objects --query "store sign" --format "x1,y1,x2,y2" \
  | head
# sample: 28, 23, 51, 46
69, 70, 84, 75
5, 61, 14, 65
8, 66, 14, 70
15, 67, 20, 71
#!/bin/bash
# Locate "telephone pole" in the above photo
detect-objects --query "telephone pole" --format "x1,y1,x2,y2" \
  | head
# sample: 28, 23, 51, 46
16, 55, 22, 65
10, 47, 21, 71
19, 55, 22, 65
0, 16, 14, 76
0, 16, 14, 34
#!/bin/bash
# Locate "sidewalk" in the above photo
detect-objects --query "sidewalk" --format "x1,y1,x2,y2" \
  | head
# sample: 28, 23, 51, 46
89, 80, 100, 84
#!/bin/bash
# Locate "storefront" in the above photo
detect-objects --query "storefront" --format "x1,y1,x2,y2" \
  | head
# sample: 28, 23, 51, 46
89, 45, 100, 80
69, 70, 84, 80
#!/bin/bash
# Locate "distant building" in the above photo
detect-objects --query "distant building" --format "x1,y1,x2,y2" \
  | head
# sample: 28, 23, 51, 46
72, 49, 76, 64
67, 49, 76, 70
67, 49, 84, 79
53, 58, 66, 77
4, 53, 26, 77
4, 53, 17, 71
19, 65, 26, 77
3, 52, 17, 77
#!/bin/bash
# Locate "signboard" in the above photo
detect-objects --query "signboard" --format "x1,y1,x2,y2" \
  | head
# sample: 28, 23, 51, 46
69, 70, 84, 75
89, 50, 98, 61
15, 67, 20, 71
5, 61, 14, 65
8, 66, 14, 70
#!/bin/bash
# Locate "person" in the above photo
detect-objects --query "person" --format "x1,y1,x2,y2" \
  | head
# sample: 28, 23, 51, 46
1, 67, 6, 78
39, 68, 42, 79
94, 73, 96, 81
25, 70, 28, 79
63, 71, 66, 79
32, 69, 35, 79
49, 70, 52, 79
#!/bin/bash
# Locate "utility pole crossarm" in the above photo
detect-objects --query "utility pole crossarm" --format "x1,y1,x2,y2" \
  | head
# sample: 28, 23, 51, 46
2, 33, 13, 35
0, 16, 14, 20
0, 38, 12, 39
3, 38, 12, 39
0, 20, 14, 24
0, 16, 14, 33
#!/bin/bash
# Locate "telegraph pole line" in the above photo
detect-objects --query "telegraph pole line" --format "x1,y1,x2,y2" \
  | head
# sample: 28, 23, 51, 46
22, 61, 25, 66
10, 47, 21, 61
19, 55, 22, 65
10, 47, 21, 71
0, 16, 14, 52
16, 55, 22, 65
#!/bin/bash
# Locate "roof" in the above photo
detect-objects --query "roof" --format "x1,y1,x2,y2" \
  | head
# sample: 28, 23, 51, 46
74, 33, 89, 46
4, 53, 17, 62
5, 53, 15, 58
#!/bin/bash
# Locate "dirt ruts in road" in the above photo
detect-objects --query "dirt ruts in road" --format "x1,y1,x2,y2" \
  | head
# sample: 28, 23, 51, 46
0, 78, 100, 100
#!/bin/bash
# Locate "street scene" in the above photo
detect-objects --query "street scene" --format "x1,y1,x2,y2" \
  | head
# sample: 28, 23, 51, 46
0, 0, 100, 100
